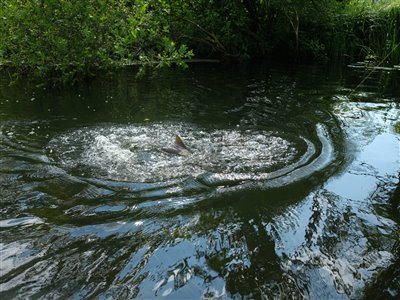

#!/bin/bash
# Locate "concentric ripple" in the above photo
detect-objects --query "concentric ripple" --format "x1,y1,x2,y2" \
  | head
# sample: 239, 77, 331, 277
47, 123, 333, 191
2, 64, 398, 300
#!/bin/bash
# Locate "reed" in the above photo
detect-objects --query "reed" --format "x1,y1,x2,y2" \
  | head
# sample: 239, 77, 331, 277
334, 0, 400, 64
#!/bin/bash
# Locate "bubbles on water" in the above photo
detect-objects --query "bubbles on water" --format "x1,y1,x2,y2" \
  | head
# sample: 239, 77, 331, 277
48, 123, 305, 184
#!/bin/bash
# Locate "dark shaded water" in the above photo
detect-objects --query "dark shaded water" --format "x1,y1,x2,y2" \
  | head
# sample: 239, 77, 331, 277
0, 63, 399, 299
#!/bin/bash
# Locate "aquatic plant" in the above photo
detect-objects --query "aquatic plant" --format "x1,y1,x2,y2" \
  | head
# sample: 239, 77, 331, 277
332, 0, 400, 64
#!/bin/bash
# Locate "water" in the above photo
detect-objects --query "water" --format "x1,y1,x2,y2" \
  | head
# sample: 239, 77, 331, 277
0, 63, 399, 299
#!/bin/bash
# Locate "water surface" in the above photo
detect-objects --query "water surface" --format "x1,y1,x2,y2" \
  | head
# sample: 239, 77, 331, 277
0, 63, 399, 299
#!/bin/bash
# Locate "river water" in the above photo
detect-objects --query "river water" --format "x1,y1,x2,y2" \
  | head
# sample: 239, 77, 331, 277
0, 63, 399, 299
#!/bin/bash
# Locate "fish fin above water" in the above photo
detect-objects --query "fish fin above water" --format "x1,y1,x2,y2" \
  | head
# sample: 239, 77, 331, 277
175, 134, 189, 150
161, 135, 191, 156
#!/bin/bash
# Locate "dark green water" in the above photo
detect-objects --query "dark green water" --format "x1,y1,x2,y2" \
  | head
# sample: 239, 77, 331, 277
0, 63, 399, 299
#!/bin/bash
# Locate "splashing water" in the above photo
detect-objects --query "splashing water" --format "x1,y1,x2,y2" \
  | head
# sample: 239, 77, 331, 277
48, 123, 331, 189
2, 64, 398, 300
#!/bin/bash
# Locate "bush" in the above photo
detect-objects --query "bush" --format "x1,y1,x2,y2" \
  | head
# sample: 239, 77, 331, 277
0, 0, 193, 83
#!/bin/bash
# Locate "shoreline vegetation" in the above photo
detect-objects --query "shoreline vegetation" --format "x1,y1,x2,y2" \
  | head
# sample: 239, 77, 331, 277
0, 0, 399, 84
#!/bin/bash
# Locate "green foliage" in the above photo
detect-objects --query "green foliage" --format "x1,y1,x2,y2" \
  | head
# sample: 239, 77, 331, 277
165, 0, 252, 59
329, 0, 400, 64
0, 0, 399, 85
394, 121, 400, 134
164, 0, 399, 63
0, 0, 193, 83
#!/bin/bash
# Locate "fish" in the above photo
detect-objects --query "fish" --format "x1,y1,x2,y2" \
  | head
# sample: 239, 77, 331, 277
162, 134, 191, 156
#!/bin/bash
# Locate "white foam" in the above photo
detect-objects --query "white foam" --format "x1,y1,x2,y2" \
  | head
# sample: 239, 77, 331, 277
48, 123, 302, 183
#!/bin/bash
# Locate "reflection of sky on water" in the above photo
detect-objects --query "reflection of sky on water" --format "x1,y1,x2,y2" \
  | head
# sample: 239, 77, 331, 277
356, 133, 399, 176
327, 173, 377, 201
66, 221, 145, 239
267, 102, 399, 299
0, 65, 399, 299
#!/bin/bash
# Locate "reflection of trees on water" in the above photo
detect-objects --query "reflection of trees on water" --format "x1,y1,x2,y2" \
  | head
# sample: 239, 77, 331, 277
1, 65, 399, 299
179, 186, 319, 298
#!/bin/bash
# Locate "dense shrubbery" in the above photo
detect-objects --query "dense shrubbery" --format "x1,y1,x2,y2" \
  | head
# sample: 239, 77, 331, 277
326, 0, 400, 64
166, 0, 400, 63
0, 0, 399, 84
0, 0, 193, 83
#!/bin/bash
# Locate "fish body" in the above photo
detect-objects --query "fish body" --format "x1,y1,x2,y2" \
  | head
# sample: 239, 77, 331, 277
162, 134, 191, 156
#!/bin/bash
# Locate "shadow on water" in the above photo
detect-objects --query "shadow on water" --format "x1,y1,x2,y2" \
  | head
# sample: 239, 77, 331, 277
0, 62, 399, 299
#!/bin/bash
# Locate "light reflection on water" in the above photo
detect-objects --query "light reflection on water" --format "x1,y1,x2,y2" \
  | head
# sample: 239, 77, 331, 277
269, 131, 399, 299
47, 122, 333, 189
0, 64, 399, 299
48, 123, 300, 182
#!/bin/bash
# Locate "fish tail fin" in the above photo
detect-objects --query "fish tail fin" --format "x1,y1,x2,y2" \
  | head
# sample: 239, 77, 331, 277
175, 134, 188, 150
